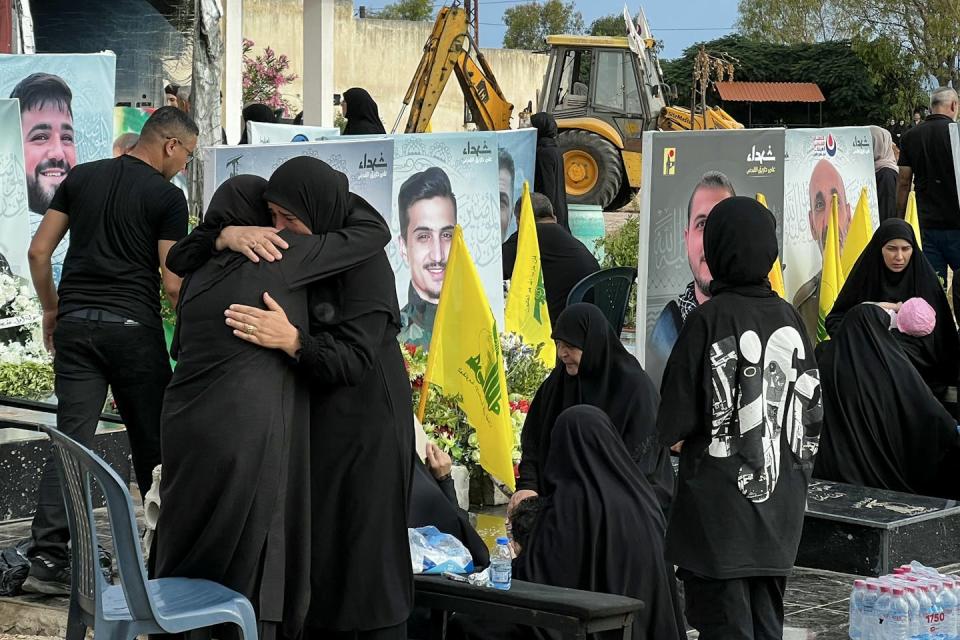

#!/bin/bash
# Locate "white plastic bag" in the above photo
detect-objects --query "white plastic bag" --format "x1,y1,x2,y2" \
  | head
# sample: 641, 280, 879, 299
408, 526, 475, 575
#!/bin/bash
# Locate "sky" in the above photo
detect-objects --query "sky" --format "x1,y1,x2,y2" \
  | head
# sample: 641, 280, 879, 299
357, 0, 741, 60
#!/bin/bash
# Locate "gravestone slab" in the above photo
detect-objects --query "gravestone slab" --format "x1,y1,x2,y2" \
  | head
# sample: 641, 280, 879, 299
0, 402, 131, 522
798, 480, 960, 576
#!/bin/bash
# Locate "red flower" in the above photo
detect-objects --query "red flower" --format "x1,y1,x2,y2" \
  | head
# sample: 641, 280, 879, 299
404, 343, 418, 356
412, 375, 424, 390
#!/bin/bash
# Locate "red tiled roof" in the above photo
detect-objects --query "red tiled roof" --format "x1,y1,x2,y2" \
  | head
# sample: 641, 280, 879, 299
715, 82, 825, 103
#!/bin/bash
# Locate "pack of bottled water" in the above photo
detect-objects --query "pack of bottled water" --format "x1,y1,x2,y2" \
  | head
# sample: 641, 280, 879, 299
848, 561, 959, 640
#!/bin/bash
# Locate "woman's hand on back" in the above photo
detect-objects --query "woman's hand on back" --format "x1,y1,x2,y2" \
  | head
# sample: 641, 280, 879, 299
217, 226, 289, 263
425, 443, 453, 480
225, 292, 301, 357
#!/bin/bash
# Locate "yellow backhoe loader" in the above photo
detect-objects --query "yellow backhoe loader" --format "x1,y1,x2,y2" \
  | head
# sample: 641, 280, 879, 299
396, 4, 742, 210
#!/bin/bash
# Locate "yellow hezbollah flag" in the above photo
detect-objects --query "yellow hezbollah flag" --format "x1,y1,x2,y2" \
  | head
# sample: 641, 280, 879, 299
505, 182, 556, 368
418, 226, 516, 491
817, 193, 845, 342
756, 193, 786, 298
906, 190, 923, 250
841, 187, 874, 277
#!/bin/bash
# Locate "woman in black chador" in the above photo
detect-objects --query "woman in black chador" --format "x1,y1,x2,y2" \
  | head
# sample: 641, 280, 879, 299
450, 406, 684, 640
341, 87, 386, 135
531, 112, 568, 230
222, 157, 414, 640
155, 174, 391, 640
825, 218, 960, 407
814, 303, 960, 498
511, 303, 673, 516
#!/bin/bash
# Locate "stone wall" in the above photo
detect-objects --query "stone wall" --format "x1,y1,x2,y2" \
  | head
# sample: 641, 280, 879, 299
243, 0, 548, 130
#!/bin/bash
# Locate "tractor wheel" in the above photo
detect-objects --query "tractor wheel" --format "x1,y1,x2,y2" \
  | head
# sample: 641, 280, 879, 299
607, 181, 639, 211
558, 129, 624, 210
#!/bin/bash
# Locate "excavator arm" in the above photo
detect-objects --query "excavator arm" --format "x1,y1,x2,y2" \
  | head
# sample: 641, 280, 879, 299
658, 105, 744, 131
396, 5, 513, 133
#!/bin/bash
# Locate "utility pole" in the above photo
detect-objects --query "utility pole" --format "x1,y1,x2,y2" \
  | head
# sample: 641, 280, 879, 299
462, 0, 480, 127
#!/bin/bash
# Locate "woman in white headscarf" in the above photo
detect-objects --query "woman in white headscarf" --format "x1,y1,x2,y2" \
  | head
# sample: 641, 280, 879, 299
871, 125, 900, 222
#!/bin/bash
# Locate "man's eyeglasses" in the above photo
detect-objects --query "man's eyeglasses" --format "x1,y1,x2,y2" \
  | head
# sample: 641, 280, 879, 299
166, 136, 196, 162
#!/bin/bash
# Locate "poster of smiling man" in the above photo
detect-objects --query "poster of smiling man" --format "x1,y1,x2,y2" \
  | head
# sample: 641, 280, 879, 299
782, 127, 878, 343
0, 53, 116, 284
637, 128, 785, 387
390, 132, 503, 350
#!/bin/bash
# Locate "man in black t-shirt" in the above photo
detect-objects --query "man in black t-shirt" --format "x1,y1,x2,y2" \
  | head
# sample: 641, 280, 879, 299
24, 107, 195, 594
501, 191, 600, 325
897, 87, 960, 323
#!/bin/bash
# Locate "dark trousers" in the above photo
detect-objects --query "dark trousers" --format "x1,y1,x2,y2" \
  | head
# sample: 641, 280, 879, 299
678, 568, 786, 640
29, 314, 171, 564
921, 228, 960, 324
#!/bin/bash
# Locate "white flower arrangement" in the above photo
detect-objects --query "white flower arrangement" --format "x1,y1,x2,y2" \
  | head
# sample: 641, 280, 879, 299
0, 272, 53, 399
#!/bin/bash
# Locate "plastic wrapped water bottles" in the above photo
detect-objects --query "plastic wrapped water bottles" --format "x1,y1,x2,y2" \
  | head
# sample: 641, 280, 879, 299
850, 580, 867, 639
936, 580, 958, 639
884, 588, 910, 639
490, 537, 512, 591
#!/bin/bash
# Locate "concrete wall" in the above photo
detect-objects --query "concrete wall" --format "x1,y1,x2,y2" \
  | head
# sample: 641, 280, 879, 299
243, 0, 548, 131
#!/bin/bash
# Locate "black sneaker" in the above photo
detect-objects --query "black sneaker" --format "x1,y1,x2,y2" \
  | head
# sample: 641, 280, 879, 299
20, 555, 71, 596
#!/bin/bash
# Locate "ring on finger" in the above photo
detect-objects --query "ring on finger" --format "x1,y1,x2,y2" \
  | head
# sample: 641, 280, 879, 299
244, 323, 257, 335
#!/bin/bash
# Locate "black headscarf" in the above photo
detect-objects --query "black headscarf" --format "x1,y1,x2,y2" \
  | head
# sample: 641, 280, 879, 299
342, 87, 386, 135
264, 156, 400, 325
179, 175, 272, 306
704, 196, 778, 297
239, 103, 278, 144
530, 112, 558, 146
516, 406, 685, 640
814, 304, 960, 498
825, 219, 959, 386
530, 112, 569, 230
517, 303, 674, 513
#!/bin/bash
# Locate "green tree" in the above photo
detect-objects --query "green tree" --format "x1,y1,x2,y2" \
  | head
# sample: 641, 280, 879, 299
502, 0, 585, 50
376, 0, 433, 21
736, 0, 960, 86
589, 13, 627, 37
661, 35, 918, 125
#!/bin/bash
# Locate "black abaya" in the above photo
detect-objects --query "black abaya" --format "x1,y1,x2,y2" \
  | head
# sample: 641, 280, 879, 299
531, 113, 569, 230
517, 303, 674, 514
342, 87, 386, 135
450, 407, 684, 640
825, 219, 960, 392
264, 157, 414, 634
239, 103, 278, 144
814, 304, 960, 498
155, 175, 390, 640
409, 459, 489, 568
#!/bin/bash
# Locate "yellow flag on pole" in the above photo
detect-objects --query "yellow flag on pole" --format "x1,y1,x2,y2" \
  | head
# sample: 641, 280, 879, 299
905, 190, 923, 250
817, 193, 845, 342
505, 182, 556, 368
756, 193, 786, 299
840, 187, 874, 277
418, 226, 516, 491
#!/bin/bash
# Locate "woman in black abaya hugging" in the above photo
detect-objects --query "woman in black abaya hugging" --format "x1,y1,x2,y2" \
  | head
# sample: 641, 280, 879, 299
824, 218, 960, 414
449, 406, 685, 640
222, 157, 414, 640
508, 303, 675, 517
155, 173, 392, 640
814, 303, 960, 499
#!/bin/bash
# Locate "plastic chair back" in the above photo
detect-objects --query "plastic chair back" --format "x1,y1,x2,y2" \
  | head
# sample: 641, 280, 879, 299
42, 424, 159, 622
565, 266, 638, 335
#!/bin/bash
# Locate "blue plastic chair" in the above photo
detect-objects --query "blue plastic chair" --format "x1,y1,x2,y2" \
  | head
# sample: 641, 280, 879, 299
565, 266, 638, 336
40, 424, 258, 640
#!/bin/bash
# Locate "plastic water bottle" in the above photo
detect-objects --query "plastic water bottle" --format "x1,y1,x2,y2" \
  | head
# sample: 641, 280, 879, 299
490, 537, 512, 590
878, 586, 894, 635
863, 582, 881, 640
850, 580, 868, 639
885, 588, 910, 640
922, 584, 944, 639
913, 584, 934, 640
936, 581, 958, 639
898, 585, 922, 638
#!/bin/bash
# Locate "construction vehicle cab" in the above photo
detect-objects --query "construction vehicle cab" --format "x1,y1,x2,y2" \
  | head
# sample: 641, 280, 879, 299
540, 34, 664, 210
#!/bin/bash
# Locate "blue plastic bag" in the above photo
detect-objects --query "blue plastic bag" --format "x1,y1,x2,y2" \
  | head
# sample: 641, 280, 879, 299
408, 526, 475, 575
